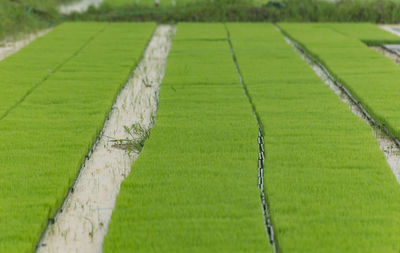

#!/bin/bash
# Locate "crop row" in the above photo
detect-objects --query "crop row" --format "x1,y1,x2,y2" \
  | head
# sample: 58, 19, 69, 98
103, 23, 400, 252
103, 23, 271, 252
227, 23, 400, 252
279, 23, 400, 139
0, 23, 105, 118
0, 22, 155, 252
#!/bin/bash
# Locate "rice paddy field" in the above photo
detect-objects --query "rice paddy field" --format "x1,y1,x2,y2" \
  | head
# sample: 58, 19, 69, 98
4, 3, 400, 252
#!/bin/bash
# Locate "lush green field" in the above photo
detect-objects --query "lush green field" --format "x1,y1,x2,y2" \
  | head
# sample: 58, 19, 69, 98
103, 23, 271, 252
0, 22, 155, 252
3, 20, 400, 252
279, 23, 400, 139
227, 23, 400, 252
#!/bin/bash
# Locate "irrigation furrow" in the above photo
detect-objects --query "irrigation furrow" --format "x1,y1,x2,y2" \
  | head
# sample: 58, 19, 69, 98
36, 25, 175, 253
279, 27, 400, 183
225, 24, 279, 253
0, 25, 107, 122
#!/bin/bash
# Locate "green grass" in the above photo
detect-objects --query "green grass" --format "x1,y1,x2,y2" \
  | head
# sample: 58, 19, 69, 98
227, 23, 400, 252
279, 23, 400, 141
0, 22, 155, 252
103, 23, 271, 252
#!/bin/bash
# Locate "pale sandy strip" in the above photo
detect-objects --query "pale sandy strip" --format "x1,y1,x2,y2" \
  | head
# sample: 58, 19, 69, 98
36, 25, 176, 253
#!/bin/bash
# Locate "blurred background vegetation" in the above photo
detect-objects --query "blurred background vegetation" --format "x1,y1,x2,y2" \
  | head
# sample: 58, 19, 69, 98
3, 0, 400, 40
68, 0, 400, 23
0, 0, 78, 39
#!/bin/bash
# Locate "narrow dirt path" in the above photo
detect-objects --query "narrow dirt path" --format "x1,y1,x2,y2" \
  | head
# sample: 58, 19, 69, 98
282, 30, 400, 183
59, 0, 103, 14
36, 25, 176, 253
0, 29, 51, 62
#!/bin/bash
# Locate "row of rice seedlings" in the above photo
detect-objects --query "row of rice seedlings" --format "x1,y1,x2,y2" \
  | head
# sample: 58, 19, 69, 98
227, 23, 400, 252
0, 22, 107, 119
278, 23, 400, 138
103, 23, 271, 252
0, 22, 155, 252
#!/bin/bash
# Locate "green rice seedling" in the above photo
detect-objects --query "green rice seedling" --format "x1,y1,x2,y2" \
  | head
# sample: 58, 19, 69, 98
103, 23, 271, 253
0, 22, 106, 119
0, 22, 155, 252
227, 23, 400, 252
279, 23, 400, 142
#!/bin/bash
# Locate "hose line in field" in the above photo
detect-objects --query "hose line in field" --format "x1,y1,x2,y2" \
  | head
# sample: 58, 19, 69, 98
224, 23, 279, 253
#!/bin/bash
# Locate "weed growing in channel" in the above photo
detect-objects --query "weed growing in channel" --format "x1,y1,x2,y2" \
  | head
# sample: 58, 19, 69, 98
109, 123, 150, 154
